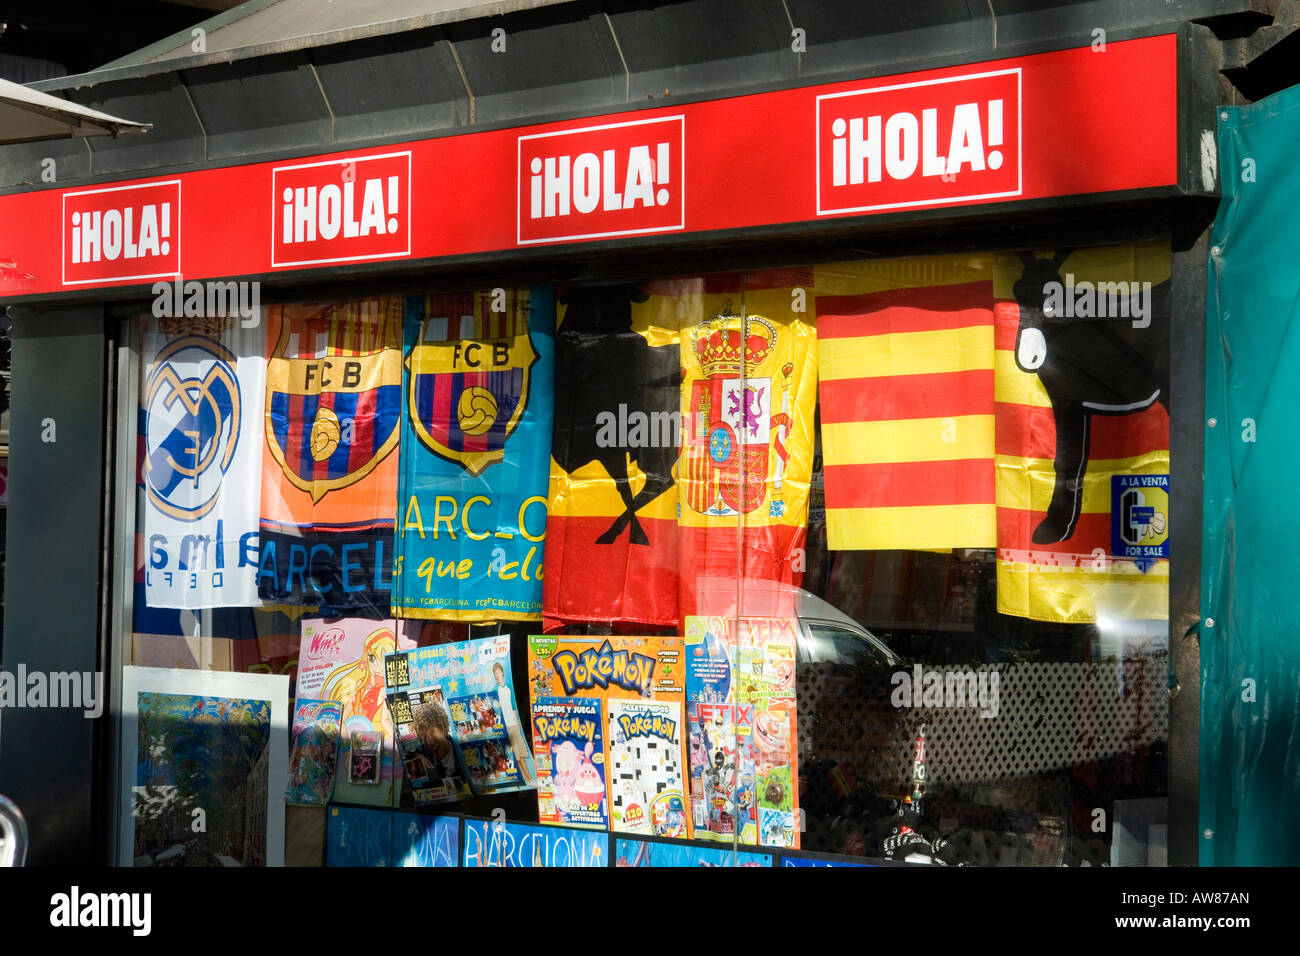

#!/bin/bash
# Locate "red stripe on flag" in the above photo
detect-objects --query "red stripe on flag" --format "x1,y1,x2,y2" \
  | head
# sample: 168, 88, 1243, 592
995, 401, 1170, 460
817, 281, 994, 339
678, 523, 806, 620
996, 509, 1113, 557
994, 300, 1022, 351
347, 388, 377, 476
820, 369, 994, 423
824, 459, 995, 509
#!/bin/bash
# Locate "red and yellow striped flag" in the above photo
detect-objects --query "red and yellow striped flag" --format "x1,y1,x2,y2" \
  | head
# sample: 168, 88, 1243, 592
994, 243, 1170, 623
815, 258, 997, 551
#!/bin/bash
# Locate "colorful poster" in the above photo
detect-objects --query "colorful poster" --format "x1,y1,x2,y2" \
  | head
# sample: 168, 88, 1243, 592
993, 244, 1170, 622
285, 699, 342, 806
297, 618, 414, 807
678, 270, 818, 619
814, 257, 997, 550
781, 854, 870, 867
532, 697, 608, 829
258, 298, 403, 612
393, 288, 555, 622
614, 838, 772, 867
462, 818, 607, 867
527, 634, 690, 837
544, 282, 682, 630
119, 666, 288, 867
140, 314, 266, 608
384, 636, 536, 799
608, 698, 689, 838
685, 615, 800, 848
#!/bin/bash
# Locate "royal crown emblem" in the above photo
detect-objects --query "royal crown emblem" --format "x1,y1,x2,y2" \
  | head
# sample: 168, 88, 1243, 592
691, 302, 777, 377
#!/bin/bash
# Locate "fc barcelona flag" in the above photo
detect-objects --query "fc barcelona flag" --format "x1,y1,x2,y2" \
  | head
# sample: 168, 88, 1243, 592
815, 258, 997, 550
259, 298, 403, 612
393, 287, 554, 622
543, 283, 681, 630
994, 243, 1171, 623
678, 270, 817, 620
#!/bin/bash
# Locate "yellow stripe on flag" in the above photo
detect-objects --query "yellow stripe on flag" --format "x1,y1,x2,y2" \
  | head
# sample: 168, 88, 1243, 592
993, 350, 1053, 408
995, 451, 1171, 514
997, 560, 1169, 623
820, 326, 994, 381
823, 415, 995, 466
826, 504, 996, 550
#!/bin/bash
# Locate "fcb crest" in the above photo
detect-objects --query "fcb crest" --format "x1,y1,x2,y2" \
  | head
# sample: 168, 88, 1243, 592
264, 303, 403, 502
144, 334, 242, 521
406, 291, 537, 477
683, 306, 794, 517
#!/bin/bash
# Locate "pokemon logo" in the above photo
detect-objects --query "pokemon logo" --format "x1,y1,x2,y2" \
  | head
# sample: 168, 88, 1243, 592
617, 711, 677, 742
534, 714, 598, 744
552, 641, 655, 696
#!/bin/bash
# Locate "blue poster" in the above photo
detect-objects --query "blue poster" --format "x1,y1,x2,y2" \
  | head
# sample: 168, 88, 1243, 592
391, 812, 459, 867
781, 854, 869, 867
462, 818, 606, 868
613, 837, 772, 867
326, 805, 392, 866
393, 287, 554, 623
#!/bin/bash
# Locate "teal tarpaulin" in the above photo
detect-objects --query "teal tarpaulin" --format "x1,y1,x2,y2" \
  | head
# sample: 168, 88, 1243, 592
1203, 86, 1300, 866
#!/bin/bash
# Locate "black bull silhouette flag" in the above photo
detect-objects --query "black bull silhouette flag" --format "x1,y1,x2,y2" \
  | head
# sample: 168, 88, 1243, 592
996, 246, 1171, 622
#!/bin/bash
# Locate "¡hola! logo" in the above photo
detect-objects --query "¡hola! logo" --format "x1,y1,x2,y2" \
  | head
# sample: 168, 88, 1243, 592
63, 180, 180, 286
816, 68, 1021, 215
271, 152, 411, 268
517, 115, 685, 244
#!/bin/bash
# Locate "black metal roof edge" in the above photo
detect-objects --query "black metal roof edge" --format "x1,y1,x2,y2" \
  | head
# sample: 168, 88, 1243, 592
31, 0, 584, 92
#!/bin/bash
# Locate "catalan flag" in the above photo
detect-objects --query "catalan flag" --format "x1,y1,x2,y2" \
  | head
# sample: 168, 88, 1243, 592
815, 257, 997, 551
994, 243, 1170, 623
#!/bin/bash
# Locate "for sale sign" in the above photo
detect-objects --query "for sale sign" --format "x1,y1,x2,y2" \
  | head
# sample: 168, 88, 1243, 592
271, 151, 411, 267
816, 69, 1021, 215
517, 115, 685, 244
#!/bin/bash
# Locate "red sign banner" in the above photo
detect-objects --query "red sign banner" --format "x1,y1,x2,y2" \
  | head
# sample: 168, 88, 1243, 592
0, 35, 1178, 297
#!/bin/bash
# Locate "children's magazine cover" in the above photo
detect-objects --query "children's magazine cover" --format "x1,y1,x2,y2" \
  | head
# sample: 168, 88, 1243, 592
462, 817, 606, 867
685, 615, 800, 847
385, 635, 537, 799
285, 699, 342, 806
613, 838, 772, 867
532, 696, 608, 829
527, 634, 690, 837
298, 618, 415, 807
608, 698, 689, 838
385, 685, 472, 804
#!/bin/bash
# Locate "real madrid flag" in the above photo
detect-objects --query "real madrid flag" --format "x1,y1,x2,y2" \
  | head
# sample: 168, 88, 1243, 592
392, 287, 555, 622
141, 314, 266, 608
678, 270, 818, 620
259, 298, 404, 612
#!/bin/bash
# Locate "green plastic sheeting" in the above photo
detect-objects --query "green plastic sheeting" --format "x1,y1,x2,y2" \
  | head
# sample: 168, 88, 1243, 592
1203, 86, 1300, 866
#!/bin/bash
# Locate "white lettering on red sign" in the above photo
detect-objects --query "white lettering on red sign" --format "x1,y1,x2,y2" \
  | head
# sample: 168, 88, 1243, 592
62, 181, 181, 285
816, 69, 1021, 215
271, 152, 411, 267
517, 116, 684, 244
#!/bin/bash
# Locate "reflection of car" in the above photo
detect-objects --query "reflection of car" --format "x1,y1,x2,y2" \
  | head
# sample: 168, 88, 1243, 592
794, 589, 899, 668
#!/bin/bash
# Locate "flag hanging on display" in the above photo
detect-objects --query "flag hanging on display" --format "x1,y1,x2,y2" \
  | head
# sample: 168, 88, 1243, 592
140, 313, 266, 608
815, 258, 997, 551
994, 243, 1171, 623
259, 298, 403, 612
678, 270, 818, 620
543, 283, 682, 630
392, 288, 554, 622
